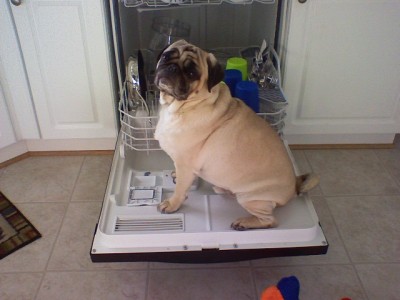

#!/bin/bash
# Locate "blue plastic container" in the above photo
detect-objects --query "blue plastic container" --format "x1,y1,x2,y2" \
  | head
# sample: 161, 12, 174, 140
235, 81, 259, 113
223, 69, 242, 97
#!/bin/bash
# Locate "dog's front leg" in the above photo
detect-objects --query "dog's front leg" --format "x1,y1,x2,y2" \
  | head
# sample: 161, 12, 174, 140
158, 163, 195, 213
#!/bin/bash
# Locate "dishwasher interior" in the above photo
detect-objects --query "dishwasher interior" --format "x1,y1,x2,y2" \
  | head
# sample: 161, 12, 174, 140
90, 0, 328, 263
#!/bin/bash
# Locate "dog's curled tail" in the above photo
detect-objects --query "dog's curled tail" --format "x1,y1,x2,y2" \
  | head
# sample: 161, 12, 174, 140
295, 173, 320, 195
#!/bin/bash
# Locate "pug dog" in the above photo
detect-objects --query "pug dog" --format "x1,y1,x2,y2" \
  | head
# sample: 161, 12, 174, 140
154, 40, 319, 230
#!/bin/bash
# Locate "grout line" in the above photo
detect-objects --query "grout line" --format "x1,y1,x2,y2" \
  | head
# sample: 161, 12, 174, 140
147, 264, 253, 271
250, 261, 358, 269
321, 197, 353, 263
29, 268, 149, 275
4, 261, 400, 275
350, 263, 371, 300
319, 192, 400, 197
34, 156, 86, 300
32, 272, 45, 300
321, 195, 372, 300
289, 144, 395, 150
144, 263, 151, 300
301, 145, 378, 299
249, 260, 400, 269
250, 263, 261, 300
373, 148, 400, 192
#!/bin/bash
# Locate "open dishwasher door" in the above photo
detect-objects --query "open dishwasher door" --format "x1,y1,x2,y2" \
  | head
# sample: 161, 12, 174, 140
91, 1, 327, 262
90, 133, 328, 263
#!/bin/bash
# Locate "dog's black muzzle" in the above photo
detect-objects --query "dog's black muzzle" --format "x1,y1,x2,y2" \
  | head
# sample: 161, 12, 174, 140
155, 48, 200, 100
155, 64, 190, 101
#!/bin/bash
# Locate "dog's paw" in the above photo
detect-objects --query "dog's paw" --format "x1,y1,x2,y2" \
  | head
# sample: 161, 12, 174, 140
157, 199, 180, 214
231, 216, 277, 231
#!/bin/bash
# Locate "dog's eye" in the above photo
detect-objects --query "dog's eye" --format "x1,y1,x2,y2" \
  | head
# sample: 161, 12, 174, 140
162, 52, 172, 62
184, 62, 198, 79
160, 49, 178, 62
187, 70, 196, 78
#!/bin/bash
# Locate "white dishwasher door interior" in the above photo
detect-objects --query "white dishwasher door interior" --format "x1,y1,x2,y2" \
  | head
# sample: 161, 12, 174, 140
91, 134, 328, 263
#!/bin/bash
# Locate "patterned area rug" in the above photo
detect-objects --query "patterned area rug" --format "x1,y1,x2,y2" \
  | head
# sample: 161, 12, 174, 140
0, 192, 41, 260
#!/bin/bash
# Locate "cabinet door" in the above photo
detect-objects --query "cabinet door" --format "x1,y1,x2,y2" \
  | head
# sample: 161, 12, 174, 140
282, 0, 400, 144
0, 85, 16, 149
10, 0, 116, 139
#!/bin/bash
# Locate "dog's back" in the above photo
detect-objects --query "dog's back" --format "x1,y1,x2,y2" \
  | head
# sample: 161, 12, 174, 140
192, 83, 297, 206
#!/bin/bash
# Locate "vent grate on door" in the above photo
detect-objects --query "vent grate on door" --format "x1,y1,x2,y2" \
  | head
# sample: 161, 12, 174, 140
114, 214, 184, 233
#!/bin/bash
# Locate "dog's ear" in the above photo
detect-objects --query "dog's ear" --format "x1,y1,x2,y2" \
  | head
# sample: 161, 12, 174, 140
207, 54, 224, 92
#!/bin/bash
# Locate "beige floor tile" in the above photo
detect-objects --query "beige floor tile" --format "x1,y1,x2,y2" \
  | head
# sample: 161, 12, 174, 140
36, 270, 147, 300
375, 148, 400, 186
47, 202, 148, 270
252, 196, 350, 266
0, 203, 67, 272
253, 265, 366, 300
71, 155, 113, 202
305, 149, 400, 196
147, 268, 256, 300
292, 150, 312, 174
150, 260, 250, 269
2, 148, 400, 299
0, 273, 43, 300
356, 263, 400, 300
327, 195, 400, 262
0, 156, 84, 203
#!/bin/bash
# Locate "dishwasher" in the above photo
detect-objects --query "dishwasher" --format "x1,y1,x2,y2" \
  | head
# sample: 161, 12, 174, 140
90, 0, 328, 263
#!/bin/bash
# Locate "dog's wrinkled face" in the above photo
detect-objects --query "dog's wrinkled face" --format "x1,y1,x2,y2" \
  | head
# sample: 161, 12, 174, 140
154, 40, 224, 101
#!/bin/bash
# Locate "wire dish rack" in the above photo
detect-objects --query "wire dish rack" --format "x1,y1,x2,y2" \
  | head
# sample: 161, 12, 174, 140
119, 87, 287, 152
119, 47, 287, 152
124, 0, 274, 8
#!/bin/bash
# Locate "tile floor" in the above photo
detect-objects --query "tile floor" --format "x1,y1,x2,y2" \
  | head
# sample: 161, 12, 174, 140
0, 140, 399, 300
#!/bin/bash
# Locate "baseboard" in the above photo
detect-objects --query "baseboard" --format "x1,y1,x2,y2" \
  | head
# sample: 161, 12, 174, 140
25, 138, 117, 151
0, 138, 117, 166
0, 141, 29, 165
285, 133, 396, 146
289, 143, 394, 150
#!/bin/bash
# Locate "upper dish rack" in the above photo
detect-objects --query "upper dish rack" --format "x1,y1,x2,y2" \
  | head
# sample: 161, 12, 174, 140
124, 0, 274, 8
119, 47, 287, 152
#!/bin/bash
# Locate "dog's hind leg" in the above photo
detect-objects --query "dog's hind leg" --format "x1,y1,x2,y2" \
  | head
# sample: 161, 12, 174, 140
231, 200, 278, 230
212, 186, 234, 196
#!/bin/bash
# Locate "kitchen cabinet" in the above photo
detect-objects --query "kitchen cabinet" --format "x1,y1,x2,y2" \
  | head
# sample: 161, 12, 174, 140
0, 0, 35, 163
9, 0, 117, 140
281, 0, 400, 144
2, 0, 399, 165
0, 82, 29, 163
0, 86, 16, 149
